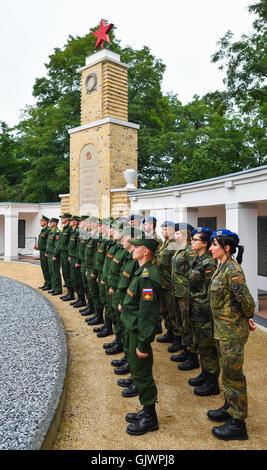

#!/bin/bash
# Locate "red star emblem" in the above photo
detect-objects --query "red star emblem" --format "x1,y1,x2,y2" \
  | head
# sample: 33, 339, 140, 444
92, 19, 114, 49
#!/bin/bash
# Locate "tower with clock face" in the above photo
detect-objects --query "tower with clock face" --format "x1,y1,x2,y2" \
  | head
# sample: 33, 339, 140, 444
64, 48, 139, 218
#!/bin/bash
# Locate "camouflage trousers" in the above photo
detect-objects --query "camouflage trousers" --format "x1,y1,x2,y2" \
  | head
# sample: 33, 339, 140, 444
160, 288, 174, 332
192, 320, 220, 374
173, 296, 197, 353
86, 270, 102, 310
216, 337, 248, 420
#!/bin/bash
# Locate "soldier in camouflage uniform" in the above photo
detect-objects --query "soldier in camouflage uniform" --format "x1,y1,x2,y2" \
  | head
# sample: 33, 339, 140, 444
45, 218, 62, 295
171, 223, 199, 370
37, 215, 51, 290
189, 227, 220, 396
207, 229, 256, 441
156, 221, 179, 346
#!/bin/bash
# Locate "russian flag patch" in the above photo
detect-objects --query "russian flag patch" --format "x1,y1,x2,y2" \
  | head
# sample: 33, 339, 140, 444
142, 288, 153, 301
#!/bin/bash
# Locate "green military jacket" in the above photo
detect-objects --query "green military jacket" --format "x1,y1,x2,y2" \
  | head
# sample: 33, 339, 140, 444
68, 227, 80, 262
102, 240, 120, 285
95, 236, 111, 278
84, 230, 99, 274
46, 227, 62, 257
116, 252, 139, 306
120, 260, 161, 353
209, 257, 255, 341
60, 223, 72, 252
37, 226, 51, 252
108, 244, 128, 291
189, 251, 217, 322
171, 244, 197, 298
156, 238, 178, 289
77, 232, 88, 264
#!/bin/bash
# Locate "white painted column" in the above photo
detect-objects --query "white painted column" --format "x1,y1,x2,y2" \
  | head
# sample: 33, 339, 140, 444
225, 203, 258, 311
4, 208, 19, 261
173, 205, 198, 228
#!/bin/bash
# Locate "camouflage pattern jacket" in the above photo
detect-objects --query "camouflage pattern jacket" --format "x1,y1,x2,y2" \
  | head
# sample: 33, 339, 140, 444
189, 251, 217, 322
156, 239, 178, 290
171, 244, 197, 298
208, 257, 255, 341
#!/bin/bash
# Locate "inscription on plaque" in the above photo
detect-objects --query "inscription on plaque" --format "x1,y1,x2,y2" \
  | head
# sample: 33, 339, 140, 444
79, 143, 98, 216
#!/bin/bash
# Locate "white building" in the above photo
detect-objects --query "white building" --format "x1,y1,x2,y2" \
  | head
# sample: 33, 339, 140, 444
128, 165, 267, 311
0, 202, 61, 261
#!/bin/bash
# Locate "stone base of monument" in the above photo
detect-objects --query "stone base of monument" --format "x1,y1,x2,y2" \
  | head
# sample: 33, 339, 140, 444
0, 276, 67, 450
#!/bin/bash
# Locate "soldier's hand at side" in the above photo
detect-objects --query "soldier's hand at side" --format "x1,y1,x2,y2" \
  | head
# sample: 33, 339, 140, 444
136, 348, 148, 358
52, 257, 57, 261
118, 304, 121, 312
75, 263, 81, 268
91, 273, 96, 278
248, 319, 257, 331
45, 253, 48, 257
68, 257, 71, 262
109, 288, 114, 295
101, 280, 105, 285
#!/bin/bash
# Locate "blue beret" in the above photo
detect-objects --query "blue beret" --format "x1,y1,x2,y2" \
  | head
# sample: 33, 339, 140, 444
210, 229, 239, 243
161, 220, 175, 227
130, 214, 143, 221
175, 223, 194, 232
142, 216, 157, 223
191, 227, 212, 236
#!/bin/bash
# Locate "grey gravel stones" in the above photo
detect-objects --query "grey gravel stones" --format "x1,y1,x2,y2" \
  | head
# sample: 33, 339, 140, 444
0, 276, 67, 450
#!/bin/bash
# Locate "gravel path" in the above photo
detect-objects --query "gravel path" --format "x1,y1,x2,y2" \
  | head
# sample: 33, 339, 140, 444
0, 275, 67, 450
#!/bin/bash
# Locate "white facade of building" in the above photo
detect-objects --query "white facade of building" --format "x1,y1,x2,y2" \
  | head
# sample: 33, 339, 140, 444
128, 165, 267, 311
0, 202, 61, 261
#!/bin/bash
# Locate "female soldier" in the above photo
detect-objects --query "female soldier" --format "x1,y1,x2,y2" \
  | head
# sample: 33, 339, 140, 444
170, 223, 199, 370
208, 229, 257, 441
189, 227, 220, 396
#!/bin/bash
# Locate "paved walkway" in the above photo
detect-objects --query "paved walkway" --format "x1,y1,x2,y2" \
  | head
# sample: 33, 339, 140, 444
0, 260, 267, 450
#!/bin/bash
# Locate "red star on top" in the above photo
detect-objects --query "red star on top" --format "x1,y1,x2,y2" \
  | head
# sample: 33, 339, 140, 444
92, 19, 114, 49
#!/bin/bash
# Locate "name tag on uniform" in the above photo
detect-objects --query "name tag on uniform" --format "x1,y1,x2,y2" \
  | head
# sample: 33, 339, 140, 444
142, 288, 153, 301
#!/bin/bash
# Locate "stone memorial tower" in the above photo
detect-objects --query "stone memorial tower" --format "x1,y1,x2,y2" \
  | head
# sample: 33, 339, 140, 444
60, 48, 139, 218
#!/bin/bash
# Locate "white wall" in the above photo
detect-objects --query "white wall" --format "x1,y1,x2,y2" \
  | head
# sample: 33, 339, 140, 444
0, 215, 4, 255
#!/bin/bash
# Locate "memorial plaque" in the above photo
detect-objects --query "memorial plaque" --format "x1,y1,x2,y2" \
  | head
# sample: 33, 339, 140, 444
79, 144, 99, 216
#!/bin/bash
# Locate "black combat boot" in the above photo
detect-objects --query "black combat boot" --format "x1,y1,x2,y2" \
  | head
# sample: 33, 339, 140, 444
48, 289, 54, 294
52, 290, 62, 295
97, 317, 113, 337
194, 371, 220, 396
178, 352, 199, 371
111, 353, 127, 367
38, 284, 46, 289
126, 404, 159, 435
114, 362, 130, 375
122, 383, 138, 397
105, 336, 123, 355
156, 329, 175, 343
170, 348, 188, 362
188, 365, 206, 386
60, 291, 68, 300
62, 288, 75, 301
207, 400, 231, 422
80, 298, 95, 315
118, 376, 133, 388
125, 408, 145, 423
73, 294, 87, 308
167, 336, 182, 353
103, 337, 117, 350
42, 286, 51, 291
86, 308, 104, 325
212, 417, 248, 441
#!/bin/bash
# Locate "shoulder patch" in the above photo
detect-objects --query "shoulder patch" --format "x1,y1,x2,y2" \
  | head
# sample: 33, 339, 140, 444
142, 268, 149, 278
142, 288, 153, 301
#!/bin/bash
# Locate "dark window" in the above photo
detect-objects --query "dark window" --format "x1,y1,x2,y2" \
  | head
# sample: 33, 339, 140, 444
258, 216, 267, 277
18, 220, 25, 249
197, 217, 217, 232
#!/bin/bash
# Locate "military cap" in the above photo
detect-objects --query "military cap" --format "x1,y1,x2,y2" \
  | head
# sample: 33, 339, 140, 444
160, 220, 175, 227
59, 213, 72, 219
41, 215, 50, 222
130, 214, 143, 221
102, 217, 113, 226
89, 215, 101, 223
191, 227, 212, 236
112, 220, 129, 232
122, 226, 143, 238
116, 216, 129, 221
129, 237, 160, 253
210, 229, 239, 244
50, 217, 59, 223
174, 223, 194, 232
142, 216, 157, 224
79, 215, 89, 221
70, 215, 80, 221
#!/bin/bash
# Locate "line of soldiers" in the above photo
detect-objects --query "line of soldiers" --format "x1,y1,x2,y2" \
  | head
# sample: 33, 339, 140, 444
37, 213, 255, 440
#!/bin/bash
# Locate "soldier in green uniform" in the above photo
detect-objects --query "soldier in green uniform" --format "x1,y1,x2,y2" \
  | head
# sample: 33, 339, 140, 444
59, 213, 73, 300
121, 237, 161, 435
75, 216, 92, 309
85, 216, 103, 324
37, 216, 51, 290
142, 216, 162, 244
170, 223, 199, 370
66, 215, 86, 306
207, 229, 256, 441
156, 221, 179, 347
45, 218, 62, 295
189, 227, 220, 396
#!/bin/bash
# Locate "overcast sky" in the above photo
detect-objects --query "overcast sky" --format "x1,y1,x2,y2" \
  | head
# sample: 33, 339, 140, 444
0, 0, 254, 127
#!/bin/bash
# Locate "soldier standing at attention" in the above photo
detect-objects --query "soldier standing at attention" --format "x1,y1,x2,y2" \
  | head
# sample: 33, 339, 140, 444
67, 216, 86, 306
121, 237, 161, 435
207, 229, 257, 441
156, 221, 178, 347
45, 218, 62, 296
142, 216, 162, 244
37, 216, 51, 291
59, 213, 73, 301
188, 227, 220, 396
129, 214, 143, 228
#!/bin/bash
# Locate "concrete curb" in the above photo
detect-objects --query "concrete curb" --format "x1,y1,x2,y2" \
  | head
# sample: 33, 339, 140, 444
0, 276, 67, 450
